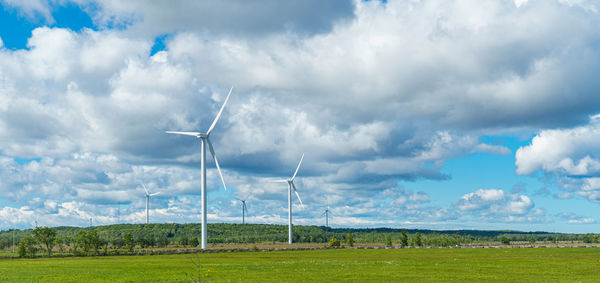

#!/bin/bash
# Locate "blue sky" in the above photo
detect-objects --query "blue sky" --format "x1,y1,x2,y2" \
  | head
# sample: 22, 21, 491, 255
1, 0, 600, 233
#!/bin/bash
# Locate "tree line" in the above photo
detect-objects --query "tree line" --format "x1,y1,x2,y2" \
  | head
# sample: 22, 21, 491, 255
1, 223, 598, 257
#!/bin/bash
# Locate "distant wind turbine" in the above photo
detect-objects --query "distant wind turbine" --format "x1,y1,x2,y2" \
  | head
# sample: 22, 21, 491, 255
166, 86, 233, 249
273, 154, 305, 244
322, 205, 331, 228
236, 197, 249, 224
142, 183, 161, 224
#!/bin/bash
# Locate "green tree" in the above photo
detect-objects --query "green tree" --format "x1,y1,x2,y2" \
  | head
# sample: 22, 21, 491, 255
55, 237, 64, 254
19, 236, 37, 257
33, 226, 56, 257
87, 231, 102, 255
345, 233, 354, 247
124, 232, 135, 253
400, 230, 408, 247
414, 232, 423, 247
385, 235, 393, 247
18, 241, 27, 258
76, 230, 90, 255
158, 235, 169, 248
499, 236, 510, 245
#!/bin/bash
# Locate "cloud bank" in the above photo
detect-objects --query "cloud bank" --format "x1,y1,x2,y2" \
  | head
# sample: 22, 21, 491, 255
1, 0, 600, 229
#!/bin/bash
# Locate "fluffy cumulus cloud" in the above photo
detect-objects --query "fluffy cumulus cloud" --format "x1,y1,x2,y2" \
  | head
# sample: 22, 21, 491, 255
516, 115, 600, 176
1, 0, 600, 228
455, 189, 546, 222
516, 116, 600, 202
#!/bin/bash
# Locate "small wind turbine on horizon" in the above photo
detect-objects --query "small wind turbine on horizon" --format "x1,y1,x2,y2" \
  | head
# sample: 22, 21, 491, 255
142, 183, 161, 224
273, 154, 305, 244
236, 197, 249, 224
166, 86, 233, 249
322, 204, 331, 228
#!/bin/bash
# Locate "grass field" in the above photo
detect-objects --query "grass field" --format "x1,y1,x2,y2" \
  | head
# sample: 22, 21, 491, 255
0, 247, 599, 282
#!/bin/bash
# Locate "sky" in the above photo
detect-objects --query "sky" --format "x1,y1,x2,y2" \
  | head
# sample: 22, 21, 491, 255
1, 0, 600, 233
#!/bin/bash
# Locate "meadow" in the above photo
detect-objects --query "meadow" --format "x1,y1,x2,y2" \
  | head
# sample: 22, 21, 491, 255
1, 247, 599, 282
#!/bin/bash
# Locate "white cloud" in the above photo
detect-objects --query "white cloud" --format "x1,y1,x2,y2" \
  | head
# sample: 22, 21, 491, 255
516, 116, 600, 176
456, 189, 542, 222
558, 212, 596, 224
568, 218, 595, 224
2, 0, 600, 228
514, 0, 528, 8
1, 0, 53, 23
516, 116, 600, 203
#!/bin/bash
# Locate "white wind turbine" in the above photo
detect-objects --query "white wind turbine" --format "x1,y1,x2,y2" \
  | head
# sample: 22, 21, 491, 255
236, 197, 249, 224
166, 86, 233, 249
273, 154, 305, 244
322, 202, 331, 228
142, 183, 161, 224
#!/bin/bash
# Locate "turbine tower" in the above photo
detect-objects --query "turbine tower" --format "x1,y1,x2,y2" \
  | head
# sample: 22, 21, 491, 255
236, 197, 248, 224
322, 206, 331, 228
142, 183, 161, 224
166, 86, 233, 249
274, 154, 305, 244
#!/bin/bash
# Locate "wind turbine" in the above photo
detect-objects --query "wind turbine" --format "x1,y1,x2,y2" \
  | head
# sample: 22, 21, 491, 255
166, 86, 233, 249
322, 206, 331, 228
273, 154, 305, 244
142, 183, 161, 224
236, 197, 249, 224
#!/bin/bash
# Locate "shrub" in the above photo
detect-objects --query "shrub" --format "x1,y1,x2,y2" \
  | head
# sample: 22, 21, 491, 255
499, 236, 510, 245
329, 237, 340, 247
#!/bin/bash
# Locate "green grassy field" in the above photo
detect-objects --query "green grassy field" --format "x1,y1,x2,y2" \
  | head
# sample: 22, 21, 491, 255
0, 247, 599, 282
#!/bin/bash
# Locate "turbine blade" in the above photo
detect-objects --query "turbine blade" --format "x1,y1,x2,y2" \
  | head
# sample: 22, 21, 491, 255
291, 182, 305, 208
291, 153, 304, 181
150, 192, 161, 197
207, 138, 227, 191
165, 131, 201, 137
141, 183, 149, 195
270, 180, 289, 183
207, 86, 234, 135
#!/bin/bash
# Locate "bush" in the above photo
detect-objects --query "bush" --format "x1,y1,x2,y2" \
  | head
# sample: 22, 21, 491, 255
329, 237, 340, 247
499, 236, 510, 245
